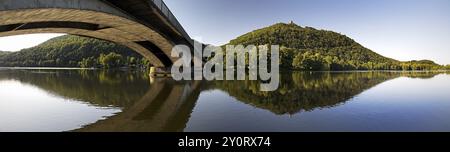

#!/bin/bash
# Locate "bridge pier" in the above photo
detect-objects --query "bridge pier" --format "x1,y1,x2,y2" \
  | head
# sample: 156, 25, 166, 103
150, 67, 172, 77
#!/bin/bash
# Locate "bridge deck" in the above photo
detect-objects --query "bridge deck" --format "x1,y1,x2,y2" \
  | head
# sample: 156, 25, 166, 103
104, 0, 193, 46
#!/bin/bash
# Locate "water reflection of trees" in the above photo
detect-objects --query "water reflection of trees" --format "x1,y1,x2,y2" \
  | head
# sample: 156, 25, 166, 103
0, 69, 446, 131
398, 71, 444, 79
1, 69, 443, 114
0, 69, 202, 132
211, 71, 443, 115
0, 69, 151, 108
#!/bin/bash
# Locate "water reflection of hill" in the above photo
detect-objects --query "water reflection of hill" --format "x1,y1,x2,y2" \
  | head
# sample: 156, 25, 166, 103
0, 69, 151, 108
0, 69, 445, 131
211, 71, 443, 115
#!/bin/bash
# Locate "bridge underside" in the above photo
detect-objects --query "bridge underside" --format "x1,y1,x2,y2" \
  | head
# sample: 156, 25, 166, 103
0, 0, 186, 67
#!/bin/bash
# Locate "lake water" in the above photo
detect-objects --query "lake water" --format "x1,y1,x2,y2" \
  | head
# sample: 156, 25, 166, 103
0, 68, 449, 132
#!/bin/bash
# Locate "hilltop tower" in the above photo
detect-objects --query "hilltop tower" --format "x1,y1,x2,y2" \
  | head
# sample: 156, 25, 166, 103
289, 20, 298, 25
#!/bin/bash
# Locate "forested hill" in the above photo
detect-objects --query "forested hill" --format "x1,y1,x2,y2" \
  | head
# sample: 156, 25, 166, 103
0, 51, 11, 56
0, 35, 150, 68
228, 22, 442, 70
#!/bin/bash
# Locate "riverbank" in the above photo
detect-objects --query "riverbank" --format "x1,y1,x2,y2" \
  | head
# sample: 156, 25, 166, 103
0, 66, 149, 71
1, 66, 449, 73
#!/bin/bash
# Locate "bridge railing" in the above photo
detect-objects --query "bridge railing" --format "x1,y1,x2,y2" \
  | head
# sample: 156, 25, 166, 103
150, 0, 193, 45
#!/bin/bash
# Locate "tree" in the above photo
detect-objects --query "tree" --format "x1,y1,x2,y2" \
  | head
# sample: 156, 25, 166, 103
292, 53, 303, 69
280, 47, 295, 69
126, 56, 137, 67
99, 52, 124, 68
292, 52, 324, 70
78, 57, 96, 68
140, 58, 152, 69
323, 55, 333, 70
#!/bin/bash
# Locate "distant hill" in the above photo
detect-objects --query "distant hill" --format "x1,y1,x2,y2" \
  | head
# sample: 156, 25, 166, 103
0, 35, 148, 68
227, 22, 442, 70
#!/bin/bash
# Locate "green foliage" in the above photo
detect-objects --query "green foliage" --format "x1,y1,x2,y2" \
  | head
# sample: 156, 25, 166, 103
99, 52, 124, 68
227, 22, 443, 71
78, 57, 97, 68
229, 23, 355, 49
399, 60, 442, 71
127, 57, 137, 67
0, 35, 150, 68
292, 52, 325, 70
0, 51, 11, 56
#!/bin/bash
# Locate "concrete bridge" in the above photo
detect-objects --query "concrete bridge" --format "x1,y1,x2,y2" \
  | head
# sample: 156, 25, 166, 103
0, 0, 193, 69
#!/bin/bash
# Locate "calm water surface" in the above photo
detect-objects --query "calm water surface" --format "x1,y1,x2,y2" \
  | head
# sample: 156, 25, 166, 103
0, 68, 449, 132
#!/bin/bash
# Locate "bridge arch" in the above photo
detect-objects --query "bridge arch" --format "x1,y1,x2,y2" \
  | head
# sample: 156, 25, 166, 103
0, 0, 189, 67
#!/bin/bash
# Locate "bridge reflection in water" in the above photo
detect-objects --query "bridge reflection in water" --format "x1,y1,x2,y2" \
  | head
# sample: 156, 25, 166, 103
77, 78, 203, 132
0, 69, 446, 132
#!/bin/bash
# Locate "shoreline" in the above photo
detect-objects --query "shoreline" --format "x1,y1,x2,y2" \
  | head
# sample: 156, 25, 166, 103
0, 67, 148, 70
0, 67, 93, 70
0, 67, 448, 73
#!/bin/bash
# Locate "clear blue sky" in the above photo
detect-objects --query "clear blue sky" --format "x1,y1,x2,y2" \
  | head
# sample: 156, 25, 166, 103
164, 0, 450, 64
0, 0, 449, 64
